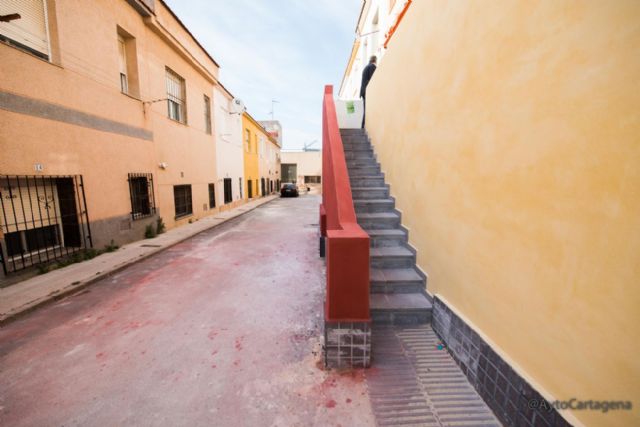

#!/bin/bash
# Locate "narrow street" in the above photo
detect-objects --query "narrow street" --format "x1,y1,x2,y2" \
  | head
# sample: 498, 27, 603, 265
0, 195, 375, 427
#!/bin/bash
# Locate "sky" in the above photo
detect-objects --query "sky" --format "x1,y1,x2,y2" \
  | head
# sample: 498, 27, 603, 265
164, 0, 362, 151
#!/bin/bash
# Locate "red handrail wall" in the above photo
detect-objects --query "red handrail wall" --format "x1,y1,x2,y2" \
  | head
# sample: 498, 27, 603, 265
320, 85, 370, 322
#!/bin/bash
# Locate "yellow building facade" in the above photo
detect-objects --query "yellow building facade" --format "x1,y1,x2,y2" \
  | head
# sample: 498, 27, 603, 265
363, 1, 640, 426
241, 112, 279, 199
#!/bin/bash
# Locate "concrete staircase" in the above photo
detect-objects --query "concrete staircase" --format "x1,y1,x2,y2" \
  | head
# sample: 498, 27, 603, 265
341, 128, 433, 325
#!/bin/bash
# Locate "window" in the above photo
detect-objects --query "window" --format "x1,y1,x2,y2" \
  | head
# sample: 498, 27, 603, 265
223, 178, 232, 204
118, 36, 128, 93
238, 178, 243, 199
245, 129, 251, 152
208, 183, 215, 209
166, 67, 186, 123
173, 185, 192, 218
128, 173, 155, 220
0, 0, 50, 60
204, 95, 212, 134
282, 163, 297, 183
0, 175, 91, 273
304, 176, 322, 184
247, 179, 253, 198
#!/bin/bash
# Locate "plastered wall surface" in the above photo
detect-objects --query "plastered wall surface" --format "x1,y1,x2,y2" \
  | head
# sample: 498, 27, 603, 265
365, 1, 640, 425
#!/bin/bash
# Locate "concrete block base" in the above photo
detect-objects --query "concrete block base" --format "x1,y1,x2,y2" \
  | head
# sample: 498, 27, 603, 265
324, 321, 371, 369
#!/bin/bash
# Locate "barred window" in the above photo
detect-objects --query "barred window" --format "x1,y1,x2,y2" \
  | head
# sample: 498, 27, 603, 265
304, 176, 321, 184
128, 173, 155, 220
166, 67, 186, 123
173, 185, 192, 218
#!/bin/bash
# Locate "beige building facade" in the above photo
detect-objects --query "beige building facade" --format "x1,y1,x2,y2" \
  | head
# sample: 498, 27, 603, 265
280, 151, 322, 194
0, 0, 239, 277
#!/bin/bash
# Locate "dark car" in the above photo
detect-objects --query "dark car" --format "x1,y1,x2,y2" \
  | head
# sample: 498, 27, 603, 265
280, 183, 299, 197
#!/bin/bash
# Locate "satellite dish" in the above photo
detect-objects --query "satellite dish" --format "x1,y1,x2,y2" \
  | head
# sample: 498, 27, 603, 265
232, 98, 246, 114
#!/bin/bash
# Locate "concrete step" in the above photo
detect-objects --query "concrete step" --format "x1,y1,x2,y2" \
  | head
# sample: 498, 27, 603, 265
366, 228, 407, 247
370, 267, 425, 293
342, 144, 372, 152
357, 212, 401, 229
345, 155, 379, 167
370, 246, 415, 268
354, 198, 395, 214
340, 128, 366, 135
348, 165, 380, 176
350, 176, 386, 187
370, 293, 432, 325
351, 187, 389, 199
344, 150, 375, 160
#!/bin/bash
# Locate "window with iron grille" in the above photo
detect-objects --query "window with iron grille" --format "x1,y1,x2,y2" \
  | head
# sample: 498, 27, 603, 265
304, 175, 321, 184
166, 67, 186, 123
223, 178, 232, 204
128, 173, 155, 220
239, 178, 243, 199
208, 183, 215, 209
173, 185, 192, 218
0, 175, 92, 274
204, 95, 212, 134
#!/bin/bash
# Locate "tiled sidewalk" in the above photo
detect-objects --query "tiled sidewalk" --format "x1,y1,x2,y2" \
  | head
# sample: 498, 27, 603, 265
0, 195, 278, 324
367, 325, 501, 426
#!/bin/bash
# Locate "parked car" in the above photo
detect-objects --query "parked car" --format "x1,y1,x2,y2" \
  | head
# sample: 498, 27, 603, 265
280, 183, 299, 197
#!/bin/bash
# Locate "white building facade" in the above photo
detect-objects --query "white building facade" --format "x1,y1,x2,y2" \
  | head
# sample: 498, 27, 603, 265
213, 84, 245, 209
339, 0, 411, 99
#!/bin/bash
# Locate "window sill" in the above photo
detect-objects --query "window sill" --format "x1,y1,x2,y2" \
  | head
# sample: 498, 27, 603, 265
167, 116, 188, 126
0, 39, 62, 68
132, 211, 156, 221
174, 213, 193, 220
120, 91, 143, 103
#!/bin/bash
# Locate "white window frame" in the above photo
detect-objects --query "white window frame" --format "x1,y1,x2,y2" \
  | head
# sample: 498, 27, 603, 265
166, 67, 186, 123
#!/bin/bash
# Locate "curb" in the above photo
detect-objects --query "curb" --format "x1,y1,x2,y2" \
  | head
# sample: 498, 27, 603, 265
0, 196, 278, 326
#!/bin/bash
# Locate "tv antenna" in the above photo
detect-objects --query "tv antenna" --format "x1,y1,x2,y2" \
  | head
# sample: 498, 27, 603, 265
269, 99, 279, 120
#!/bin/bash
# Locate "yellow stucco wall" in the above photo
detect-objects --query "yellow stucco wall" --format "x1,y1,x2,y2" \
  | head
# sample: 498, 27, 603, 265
365, 1, 640, 426
241, 113, 262, 199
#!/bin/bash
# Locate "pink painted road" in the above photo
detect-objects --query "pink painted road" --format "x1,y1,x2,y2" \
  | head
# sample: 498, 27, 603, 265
0, 195, 375, 426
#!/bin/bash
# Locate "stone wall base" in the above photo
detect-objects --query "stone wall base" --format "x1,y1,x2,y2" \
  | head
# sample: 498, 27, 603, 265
432, 297, 571, 427
324, 321, 371, 369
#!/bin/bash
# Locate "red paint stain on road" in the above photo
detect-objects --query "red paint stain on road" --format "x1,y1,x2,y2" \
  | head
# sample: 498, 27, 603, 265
95, 352, 105, 359
207, 330, 218, 340
234, 337, 244, 351
325, 399, 337, 408
346, 398, 352, 404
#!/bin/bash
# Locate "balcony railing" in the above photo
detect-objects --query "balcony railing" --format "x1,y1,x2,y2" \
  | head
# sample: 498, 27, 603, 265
320, 85, 370, 323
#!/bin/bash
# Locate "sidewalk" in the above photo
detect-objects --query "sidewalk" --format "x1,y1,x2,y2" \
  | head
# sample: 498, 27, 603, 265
0, 195, 278, 325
